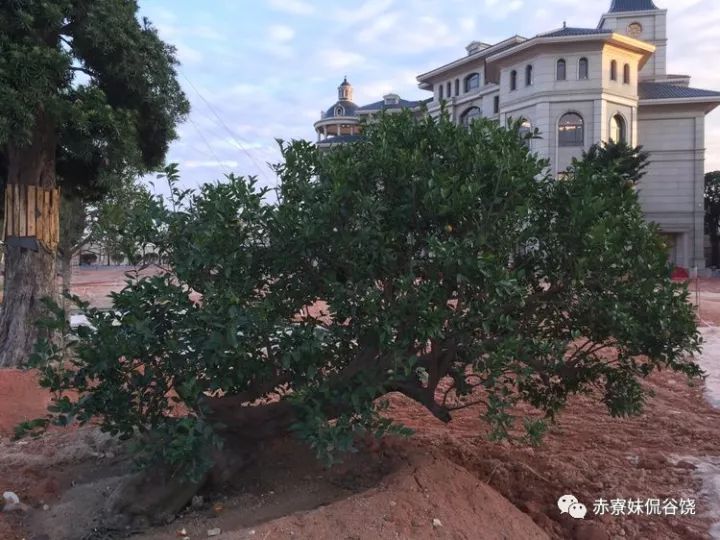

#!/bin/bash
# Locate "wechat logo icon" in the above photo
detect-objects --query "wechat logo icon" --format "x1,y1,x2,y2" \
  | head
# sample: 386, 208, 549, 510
558, 494, 587, 519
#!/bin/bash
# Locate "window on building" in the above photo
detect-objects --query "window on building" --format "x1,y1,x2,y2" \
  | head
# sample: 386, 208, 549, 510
558, 112, 584, 147
447, 82, 452, 97
464, 73, 481, 93
510, 70, 517, 91
525, 65, 533, 86
623, 63, 631, 84
455, 78, 460, 96
579, 57, 589, 80
335, 106, 345, 116
610, 60, 618, 81
493, 95, 499, 114
610, 114, 627, 143
556, 59, 567, 81
439, 85, 444, 100
461, 107, 482, 126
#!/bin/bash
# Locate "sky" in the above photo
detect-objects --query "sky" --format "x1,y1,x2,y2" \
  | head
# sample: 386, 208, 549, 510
137, 0, 720, 191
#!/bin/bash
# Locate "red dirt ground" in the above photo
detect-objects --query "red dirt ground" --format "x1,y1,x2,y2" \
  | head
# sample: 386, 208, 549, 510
1, 268, 720, 539
0, 370, 54, 436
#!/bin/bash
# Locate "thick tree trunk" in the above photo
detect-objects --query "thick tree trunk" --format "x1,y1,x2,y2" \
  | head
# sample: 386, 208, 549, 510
104, 352, 449, 527
105, 402, 299, 526
60, 251, 72, 313
0, 111, 57, 367
0, 248, 56, 367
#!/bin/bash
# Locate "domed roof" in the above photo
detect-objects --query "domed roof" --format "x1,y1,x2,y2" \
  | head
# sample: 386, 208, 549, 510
324, 100, 360, 119
340, 76, 352, 87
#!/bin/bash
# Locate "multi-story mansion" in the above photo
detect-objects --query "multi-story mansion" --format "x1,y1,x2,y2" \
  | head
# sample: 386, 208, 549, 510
313, 0, 720, 271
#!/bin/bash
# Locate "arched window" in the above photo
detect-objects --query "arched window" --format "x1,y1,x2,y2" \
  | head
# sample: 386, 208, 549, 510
610, 114, 627, 143
510, 70, 517, 91
464, 73, 481, 93
447, 82, 452, 97
525, 64, 533, 86
461, 107, 482, 126
335, 106, 345, 116
579, 57, 589, 80
439, 85, 444, 100
556, 59, 567, 81
623, 63, 631, 84
455, 78, 460, 96
558, 113, 584, 147
610, 60, 618, 81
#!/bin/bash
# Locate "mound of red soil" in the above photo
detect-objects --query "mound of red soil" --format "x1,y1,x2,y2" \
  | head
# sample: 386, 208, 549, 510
246, 450, 549, 540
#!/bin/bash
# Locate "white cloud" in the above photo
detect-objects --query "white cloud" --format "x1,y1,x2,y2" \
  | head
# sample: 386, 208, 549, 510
184, 160, 240, 169
176, 43, 204, 65
317, 50, 366, 70
356, 12, 401, 43
268, 24, 296, 43
325, 0, 395, 26
267, 0, 315, 16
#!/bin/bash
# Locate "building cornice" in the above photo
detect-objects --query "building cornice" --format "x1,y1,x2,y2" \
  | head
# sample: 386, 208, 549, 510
499, 87, 639, 112
416, 35, 527, 85
485, 32, 655, 65
313, 117, 362, 130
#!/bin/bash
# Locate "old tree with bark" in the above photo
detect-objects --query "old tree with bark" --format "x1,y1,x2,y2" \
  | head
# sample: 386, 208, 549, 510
0, 0, 188, 366
33, 113, 701, 525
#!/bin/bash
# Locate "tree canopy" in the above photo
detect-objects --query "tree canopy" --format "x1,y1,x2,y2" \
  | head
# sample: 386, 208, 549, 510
0, 0, 188, 190
32, 113, 701, 499
0, 0, 189, 367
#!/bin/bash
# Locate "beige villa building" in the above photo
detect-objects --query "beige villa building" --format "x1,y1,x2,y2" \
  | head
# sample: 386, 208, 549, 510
314, 0, 720, 271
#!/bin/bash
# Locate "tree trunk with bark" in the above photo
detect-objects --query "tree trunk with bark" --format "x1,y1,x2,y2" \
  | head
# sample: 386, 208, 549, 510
0, 110, 57, 368
59, 251, 72, 313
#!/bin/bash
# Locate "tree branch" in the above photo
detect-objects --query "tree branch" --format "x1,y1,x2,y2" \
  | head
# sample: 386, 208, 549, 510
447, 397, 489, 412
59, 36, 74, 50
388, 380, 452, 423
70, 66, 98, 79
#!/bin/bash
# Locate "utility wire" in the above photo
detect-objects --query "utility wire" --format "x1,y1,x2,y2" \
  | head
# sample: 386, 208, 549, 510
180, 71, 276, 185
185, 114, 234, 179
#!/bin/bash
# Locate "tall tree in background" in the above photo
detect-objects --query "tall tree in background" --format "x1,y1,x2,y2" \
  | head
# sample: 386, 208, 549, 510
0, 1, 189, 366
705, 171, 720, 268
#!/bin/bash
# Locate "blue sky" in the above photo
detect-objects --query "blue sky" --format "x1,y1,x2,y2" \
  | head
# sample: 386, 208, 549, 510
138, 0, 720, 191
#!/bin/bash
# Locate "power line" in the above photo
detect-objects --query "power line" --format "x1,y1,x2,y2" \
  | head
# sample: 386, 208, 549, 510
180, 71, 276, 185
185, 114, 234, 179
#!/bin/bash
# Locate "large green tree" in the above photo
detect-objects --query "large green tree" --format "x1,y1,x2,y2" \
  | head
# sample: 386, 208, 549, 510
33, 113, 700, 527
705, 171, 720, 268
0, 0, 189, 366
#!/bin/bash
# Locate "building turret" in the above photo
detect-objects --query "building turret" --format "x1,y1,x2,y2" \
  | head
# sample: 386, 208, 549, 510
338, 77, 353, 101
599, 0, 667, 81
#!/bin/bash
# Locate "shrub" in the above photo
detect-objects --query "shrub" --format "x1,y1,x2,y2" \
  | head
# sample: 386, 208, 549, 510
31, 113, 701, 481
